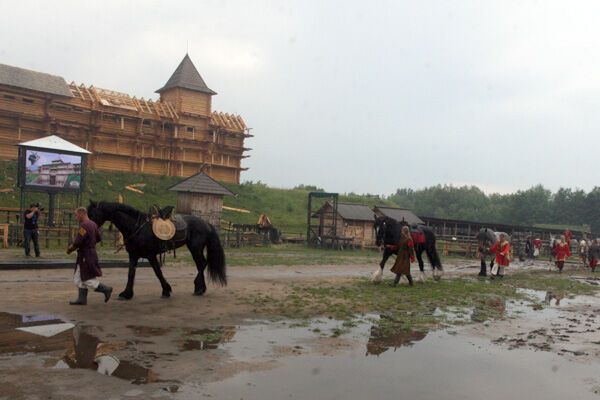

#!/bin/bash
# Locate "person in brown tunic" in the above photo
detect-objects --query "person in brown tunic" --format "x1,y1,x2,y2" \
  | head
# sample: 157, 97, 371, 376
67, 207, 112, 305
391, 226, 416, 286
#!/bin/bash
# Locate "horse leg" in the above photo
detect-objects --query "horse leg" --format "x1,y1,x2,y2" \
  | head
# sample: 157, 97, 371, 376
424, 247, 442, 281
479, 256, 487, 277
147, 255, 172, 298
119, 254, 138, 300
415, 247, 426, 282
379, 247, 393, 270
190, 249, 208, 296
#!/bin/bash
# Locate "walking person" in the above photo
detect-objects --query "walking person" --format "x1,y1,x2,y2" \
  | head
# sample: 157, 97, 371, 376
489, 233, 510, 279
588, 239, 599, 272
579, 239, 589, 268
23, 202, 41, 257
554, 235, 571, 273
390, 226, 416, 286
67, 207, 112, 305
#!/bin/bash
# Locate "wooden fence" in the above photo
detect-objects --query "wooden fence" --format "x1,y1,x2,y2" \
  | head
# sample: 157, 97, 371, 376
4, 223, 122, 249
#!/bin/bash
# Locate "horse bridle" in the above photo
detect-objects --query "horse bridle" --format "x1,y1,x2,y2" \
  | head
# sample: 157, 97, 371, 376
114, 211, 149, 245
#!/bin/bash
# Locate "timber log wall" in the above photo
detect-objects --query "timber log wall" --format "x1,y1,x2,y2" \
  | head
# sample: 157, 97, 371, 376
0, 62, 251, 183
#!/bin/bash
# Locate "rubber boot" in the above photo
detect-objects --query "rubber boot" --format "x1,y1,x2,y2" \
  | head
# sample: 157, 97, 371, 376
95, 283, 113, 303
407, 275, 414, 286
393, 274, 401, 286
69, 288, 88, 305
478, 260, 487, 277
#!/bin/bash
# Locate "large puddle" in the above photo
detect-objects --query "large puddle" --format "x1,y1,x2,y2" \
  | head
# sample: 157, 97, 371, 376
2, 289, 600, 399
198, 328, 600, 400
0, 312, 163, 385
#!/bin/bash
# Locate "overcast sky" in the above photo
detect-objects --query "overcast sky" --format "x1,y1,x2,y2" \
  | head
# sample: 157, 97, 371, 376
2, 0, 599, 195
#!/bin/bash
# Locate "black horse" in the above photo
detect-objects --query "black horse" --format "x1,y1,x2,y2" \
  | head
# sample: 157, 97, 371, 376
476, 228, 497, 277
87, 201, 226, 299
374, 216, 443, 280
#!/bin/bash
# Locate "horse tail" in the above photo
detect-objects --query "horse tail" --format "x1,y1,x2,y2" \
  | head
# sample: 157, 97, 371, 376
431, 245, 443, 270
423, 227, 443, 270
206, 226, 227, 286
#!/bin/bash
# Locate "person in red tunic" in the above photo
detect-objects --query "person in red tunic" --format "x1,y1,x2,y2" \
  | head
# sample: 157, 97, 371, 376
589, 239, 600, 272
554, 235, 571, 273
67, 207, 112, 305
488, 233, 510, 279
564, 229, 573, 254
532, 238, 542, 258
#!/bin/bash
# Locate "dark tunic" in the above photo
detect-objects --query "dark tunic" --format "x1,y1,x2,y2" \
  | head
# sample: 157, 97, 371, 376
73, 219, 102, 281
391, 236, 415, 276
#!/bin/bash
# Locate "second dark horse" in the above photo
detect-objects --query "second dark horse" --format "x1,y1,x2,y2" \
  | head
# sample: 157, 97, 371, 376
87, 201, 226, 300
374, 216, 443, 281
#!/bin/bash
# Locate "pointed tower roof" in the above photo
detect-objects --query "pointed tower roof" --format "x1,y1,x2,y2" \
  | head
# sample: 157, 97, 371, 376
156, 54, 217, 95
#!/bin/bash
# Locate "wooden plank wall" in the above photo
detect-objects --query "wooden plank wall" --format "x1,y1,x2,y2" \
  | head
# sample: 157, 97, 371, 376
0, 85, 248, 184
176, 193, 223, 227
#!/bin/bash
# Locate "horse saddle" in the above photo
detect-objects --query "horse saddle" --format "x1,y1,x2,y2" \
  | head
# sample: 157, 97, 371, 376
409, 225, 426, 244
150, 205, 186, 242
171, 214, 187, 242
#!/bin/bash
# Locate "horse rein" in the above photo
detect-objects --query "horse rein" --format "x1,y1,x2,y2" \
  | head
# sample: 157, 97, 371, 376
120, 212, 149, 245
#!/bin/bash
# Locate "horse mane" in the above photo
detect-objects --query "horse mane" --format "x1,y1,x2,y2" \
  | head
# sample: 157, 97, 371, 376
98, 201, 146, 219
375, 215, 395, 224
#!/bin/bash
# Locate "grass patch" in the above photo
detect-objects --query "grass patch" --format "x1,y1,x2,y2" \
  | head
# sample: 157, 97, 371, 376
0, 160, 397, 235
238, 271, 598, 336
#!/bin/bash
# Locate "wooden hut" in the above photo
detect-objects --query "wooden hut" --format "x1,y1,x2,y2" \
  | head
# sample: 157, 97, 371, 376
168, 172, 234, 228
314, 202, 377, 248
373, 206, 424, 225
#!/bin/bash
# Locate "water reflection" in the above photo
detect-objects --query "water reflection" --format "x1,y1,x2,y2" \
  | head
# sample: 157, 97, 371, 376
63, 326, 159, 384
366, 325, 427, 356
0, 311, 72, 355
180, 327, 236, 351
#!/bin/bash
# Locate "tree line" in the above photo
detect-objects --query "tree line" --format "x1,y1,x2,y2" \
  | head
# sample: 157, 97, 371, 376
388, 184, 600, 232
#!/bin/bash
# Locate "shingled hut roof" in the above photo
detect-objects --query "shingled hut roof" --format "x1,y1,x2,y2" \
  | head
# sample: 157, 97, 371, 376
168, 172, 234, 196
335, 203, 375, 222
156, 54, 217, 95
313, 202, 375, 222
0, 63, 73, 97
374, 206, 424, 225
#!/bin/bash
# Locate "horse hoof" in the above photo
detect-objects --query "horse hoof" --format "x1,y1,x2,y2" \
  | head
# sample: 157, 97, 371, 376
118, 291, 133, 300
193, 290, 206, 296
161, 294, 170, 299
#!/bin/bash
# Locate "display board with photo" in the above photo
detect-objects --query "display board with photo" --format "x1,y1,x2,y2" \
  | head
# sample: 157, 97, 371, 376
25, 149, 82, 190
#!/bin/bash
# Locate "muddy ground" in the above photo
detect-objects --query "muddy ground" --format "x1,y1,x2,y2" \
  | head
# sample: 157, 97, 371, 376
1, 257, 599, 399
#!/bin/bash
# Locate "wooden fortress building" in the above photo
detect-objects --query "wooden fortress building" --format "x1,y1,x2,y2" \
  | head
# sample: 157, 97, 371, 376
0, 55, 251, 183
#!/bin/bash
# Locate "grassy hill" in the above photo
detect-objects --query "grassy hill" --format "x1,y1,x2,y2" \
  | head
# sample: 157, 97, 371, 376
0, 160, 394, 234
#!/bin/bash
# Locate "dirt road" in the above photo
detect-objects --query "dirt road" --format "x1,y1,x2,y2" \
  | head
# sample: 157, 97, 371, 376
1, 259, 599, 399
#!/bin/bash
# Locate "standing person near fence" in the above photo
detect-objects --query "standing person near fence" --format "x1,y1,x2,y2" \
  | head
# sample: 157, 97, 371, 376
554, 235, 571, 273
488, 233, 510, 279
23, 202, 41, 257
66, 207, 112, 305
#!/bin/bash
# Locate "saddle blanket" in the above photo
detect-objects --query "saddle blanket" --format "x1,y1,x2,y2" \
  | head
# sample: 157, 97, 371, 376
411, 231, 426, 244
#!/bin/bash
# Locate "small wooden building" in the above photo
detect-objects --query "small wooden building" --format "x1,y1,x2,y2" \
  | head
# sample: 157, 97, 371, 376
373, 206, 424, 225
168, 172, 234, 227
314, 202, 377, 248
